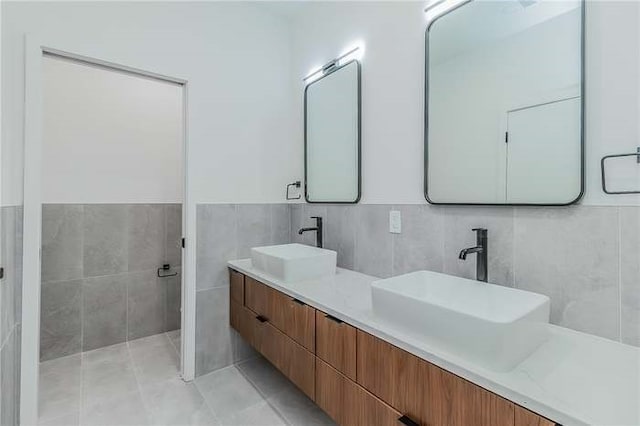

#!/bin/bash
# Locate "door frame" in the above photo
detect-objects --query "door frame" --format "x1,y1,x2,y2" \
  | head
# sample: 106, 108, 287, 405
22, 35, 197, 425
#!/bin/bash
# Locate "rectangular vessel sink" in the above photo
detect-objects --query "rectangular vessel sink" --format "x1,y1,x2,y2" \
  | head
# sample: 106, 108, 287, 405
371, 271, 550, 372
250, 243, 337, 283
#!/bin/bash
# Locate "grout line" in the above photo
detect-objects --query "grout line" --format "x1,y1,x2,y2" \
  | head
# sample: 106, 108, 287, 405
80, 277, 85, 355
80, 204, 85, 288
192, 369, 225, 426
125, 271, 130, 342
233, 360, 293, 426
78, 344, 85, 424
125, 339, 155, 425
617, 206, 622, 343
165, 330, 181, 359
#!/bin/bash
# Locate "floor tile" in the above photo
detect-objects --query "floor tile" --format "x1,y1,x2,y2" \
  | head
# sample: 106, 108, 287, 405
81, 390, 151, 426
195, 366, 265, 419
218, 401, 287, 426
142, 377, 219, 426
167, 329, 181, 355
38, 412, 80, 426
81, 343, 139, 408
236, 356, 291, 397
37, 331, 330, 426
82, 341, 130, 368
268, 384, 337, 426
128, 333, 180, 387
39, 354, 81, 421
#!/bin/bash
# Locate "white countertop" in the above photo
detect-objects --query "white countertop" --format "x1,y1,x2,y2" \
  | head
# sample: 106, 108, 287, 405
228, 259, 640, 426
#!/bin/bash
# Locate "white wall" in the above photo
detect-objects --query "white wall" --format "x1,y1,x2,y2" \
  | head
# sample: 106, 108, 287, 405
288, 1, 640, 206
42, 55, 183, 204
2, 1, 297, 206
290, 1, 426, 204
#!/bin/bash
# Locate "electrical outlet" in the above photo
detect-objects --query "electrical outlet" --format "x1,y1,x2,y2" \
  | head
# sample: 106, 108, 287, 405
389, 210, 402, 234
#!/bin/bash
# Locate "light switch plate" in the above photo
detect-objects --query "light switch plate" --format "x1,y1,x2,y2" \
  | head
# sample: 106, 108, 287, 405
389, 210, 401, 234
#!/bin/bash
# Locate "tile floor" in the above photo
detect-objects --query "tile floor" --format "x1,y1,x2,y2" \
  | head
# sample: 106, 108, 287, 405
38, 330, 336, 426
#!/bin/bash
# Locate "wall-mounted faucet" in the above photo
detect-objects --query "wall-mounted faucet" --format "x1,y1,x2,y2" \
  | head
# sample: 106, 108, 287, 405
298, 216, 323, 248
458, 228, 488, 282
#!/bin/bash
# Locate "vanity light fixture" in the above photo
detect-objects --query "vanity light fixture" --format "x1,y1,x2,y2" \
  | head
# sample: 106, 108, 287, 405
424, 0, 466, 22
337, 43, 364, 66
304, 65, 325, 83
302, 45, 363, 83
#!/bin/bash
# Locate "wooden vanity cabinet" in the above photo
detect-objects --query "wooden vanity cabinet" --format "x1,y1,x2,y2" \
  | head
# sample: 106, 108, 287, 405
356, 330, 515, 426
245, 276, 315, 352
229, 269, 558, 426
316, 358, 402, 426
229, 269, 245, 305
258, 319, 316, 399
315, 310, 357, 380
230, 300, 260, 349
514, 407, 556, 426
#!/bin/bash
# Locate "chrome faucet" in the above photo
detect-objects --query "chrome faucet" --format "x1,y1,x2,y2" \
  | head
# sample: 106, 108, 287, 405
458, 228, 488, 282
298, 216, 323, 248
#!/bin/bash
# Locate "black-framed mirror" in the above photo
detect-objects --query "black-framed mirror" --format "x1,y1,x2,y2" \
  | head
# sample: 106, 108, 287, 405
425, 0, 585, 206
304, 60, 361, 204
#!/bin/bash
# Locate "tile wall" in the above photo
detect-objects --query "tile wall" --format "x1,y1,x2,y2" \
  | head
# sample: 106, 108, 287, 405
0, 205, 24, 425
195, 204, 289, 376
194, 202, 639, 377
40, 204, 182, 361
291, 204, 640, 346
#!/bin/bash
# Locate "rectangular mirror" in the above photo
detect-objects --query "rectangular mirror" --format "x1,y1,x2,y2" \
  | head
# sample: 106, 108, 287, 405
305, 60, 361, 203
426, 0, 584, 205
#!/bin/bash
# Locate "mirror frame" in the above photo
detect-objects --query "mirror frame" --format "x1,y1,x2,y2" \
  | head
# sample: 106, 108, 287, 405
424, 0, 586, 206
304, 59, 362, 204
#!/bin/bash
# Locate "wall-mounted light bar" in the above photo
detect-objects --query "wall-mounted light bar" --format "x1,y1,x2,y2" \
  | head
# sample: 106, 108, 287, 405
302, 45, 363, 83
424, 0, 467, 22
424, 0, 447, 13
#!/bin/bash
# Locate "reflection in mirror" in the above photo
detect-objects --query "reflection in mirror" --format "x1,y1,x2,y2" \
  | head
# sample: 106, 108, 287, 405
305, 60, 361, 203
426, 0, 583, 205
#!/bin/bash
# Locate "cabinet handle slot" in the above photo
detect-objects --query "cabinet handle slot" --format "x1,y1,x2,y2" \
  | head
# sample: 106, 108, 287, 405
291, 298, 305, 306
398, 415, 419, 426
256, 315, 268, 323
325, 314, 343, 324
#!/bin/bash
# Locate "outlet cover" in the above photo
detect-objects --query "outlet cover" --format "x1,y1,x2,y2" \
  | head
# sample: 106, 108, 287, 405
389, 210, 402, 234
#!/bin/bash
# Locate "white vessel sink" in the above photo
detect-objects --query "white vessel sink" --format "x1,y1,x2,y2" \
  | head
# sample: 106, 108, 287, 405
250, 243, 337, 283
371, 271, 550, 372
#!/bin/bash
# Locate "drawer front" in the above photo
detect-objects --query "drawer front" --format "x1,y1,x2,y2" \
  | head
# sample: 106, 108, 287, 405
316, 310, 356, 380
260, 321, 315, 400
515, 407, 556, 426
316, 358, 402, 426
356, 330, 424, 418
356, 330, 514, 426
229, 269, 245, 305
245, 276, 269, 315
452, 376, 514, 426
245, 276, 315, 352
230, 300, 260, 348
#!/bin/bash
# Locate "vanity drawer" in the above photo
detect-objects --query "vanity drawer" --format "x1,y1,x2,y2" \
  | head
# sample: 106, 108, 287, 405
316, 358, 402, 426
515, 407, 556, 426
229, 269, 245, 305
245, 276, 315, 352
356, 330, 514, 426
316, 310, 356, 380
230, 300, 260, 348
259, 320, 315, 400
356, 330, 423, 421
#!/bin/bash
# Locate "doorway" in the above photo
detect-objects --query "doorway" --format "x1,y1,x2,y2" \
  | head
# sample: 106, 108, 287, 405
22, 42, 193, 426
36, 52, 186, 423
